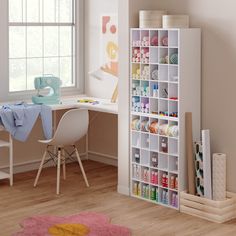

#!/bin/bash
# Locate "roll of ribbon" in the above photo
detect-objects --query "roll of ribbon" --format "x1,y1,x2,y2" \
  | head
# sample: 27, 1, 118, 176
141, 120, 149, 132
167, 125, 178, 137
170, 53, 178, 64
159, 124, 168, 136
132, 118, 140, 131
150, 121, 158, 134
213, 153, 226, 201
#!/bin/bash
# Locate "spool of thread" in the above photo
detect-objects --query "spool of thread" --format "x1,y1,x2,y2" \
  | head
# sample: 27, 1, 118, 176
212, 153, 226, 201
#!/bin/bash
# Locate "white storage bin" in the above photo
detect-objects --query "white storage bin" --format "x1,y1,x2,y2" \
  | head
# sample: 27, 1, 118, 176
163, 15, 189, 28
139, 10, 167, 28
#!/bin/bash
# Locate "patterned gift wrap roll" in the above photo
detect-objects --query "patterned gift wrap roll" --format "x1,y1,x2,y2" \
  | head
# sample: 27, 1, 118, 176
194, 142, 204, 197
159, 124, 168, 136
149, 121, 158, 134
212, 153, 226, 201
141, 120, 149, 132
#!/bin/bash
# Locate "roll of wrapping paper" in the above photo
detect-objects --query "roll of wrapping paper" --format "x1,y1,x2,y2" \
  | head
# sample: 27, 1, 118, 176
150, 121, 158, 134
185, 112, 195, 195
202, 129, 212, 199
159, 124, 168, 136
132, 118, 140, 131
141, 120, 149, 132
212, 153, 226, 201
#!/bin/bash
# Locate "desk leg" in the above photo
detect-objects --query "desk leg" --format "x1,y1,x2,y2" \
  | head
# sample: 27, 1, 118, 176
9, 134, 13, 186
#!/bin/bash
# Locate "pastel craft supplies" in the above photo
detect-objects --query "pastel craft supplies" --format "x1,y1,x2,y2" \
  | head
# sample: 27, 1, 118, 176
141, 120, 149, 132
132, 48, 140, 63
161, 35, 168, 46
149, 121, 158, 134
132, 118, 140, 131
150, 35, 158, 46
151, 69, 158, 80
141, 48, 149, 64
167, 125, 179, 137
159, 124, 168, 136
141, 66, 149, 80
170, 53, 178, 64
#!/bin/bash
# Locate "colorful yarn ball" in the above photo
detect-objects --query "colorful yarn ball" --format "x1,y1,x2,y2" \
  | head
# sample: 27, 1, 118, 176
151, 35, 158, 46
170, 53, 178, 64
161, 36, 168, 46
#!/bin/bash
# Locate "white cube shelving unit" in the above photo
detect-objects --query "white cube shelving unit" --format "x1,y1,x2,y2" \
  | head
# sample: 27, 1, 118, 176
130, 28, 201, 210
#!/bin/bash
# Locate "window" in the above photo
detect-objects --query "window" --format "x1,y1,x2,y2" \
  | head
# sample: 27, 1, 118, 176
8, 0, 76, 92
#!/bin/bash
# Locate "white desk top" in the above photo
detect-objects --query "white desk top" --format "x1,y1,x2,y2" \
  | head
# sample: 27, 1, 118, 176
0, 95, 118, 115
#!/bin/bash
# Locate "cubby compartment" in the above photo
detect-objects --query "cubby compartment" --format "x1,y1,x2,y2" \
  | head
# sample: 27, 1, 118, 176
149, 47, 158, 64
159, 153, 168, 171
141, 47, 149, 64
169, 155, 178, 173
141, 183, 150, 199
140, 116, 149, 133
131, 115, 140, 131
150, 134, 159, 152
150, 64, 158, 81
132, 47, 141, 63
169, 173, 178, 190
159, 188, 169, 205
169, 101, 178, 118
141, 133, 149, 150
149, 97, 158, 115
169, 48, 178, 65
169, 190, 178, 208
150, 30, 158, 46
132, 147, 141, 164
150, 81, 158, 98
158, 82, 168, 99
131, 96, 140, 113
140, 64, 150, 80
132, 131, 140, 148
140, 81, 149, 97
141, 149, 150, 166
168, 121, 179, 138
149, 118, 158, 134
132, 180, 140, 196
159, 99, 168, 116
160, 170, 169, 189
132, 80, 140, 96
141, 166, 150, 183
158, 119, 168, 136
150, 186, 158, 202
159, 48, 168, 64
159, 137, 168, 154
169, 139, 178, 156
159, 30, 168, 47
131, 30, 140, 47
150, 152, 158, 168
159, 65, 168, 82
141, 30, 149, 47
140, 97, 149, 114
132, 163, 141, 180
168, 30, 179, 48
169, 65, 178, 82
150, 169, 158, 185
132, 64, 140, 80
169, 83, 178, 100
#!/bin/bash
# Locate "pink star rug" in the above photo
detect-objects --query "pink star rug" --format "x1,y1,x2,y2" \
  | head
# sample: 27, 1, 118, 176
13, 212, 131, 236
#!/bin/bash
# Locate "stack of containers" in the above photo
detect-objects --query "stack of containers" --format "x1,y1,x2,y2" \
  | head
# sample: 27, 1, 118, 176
139, 10, 167, 28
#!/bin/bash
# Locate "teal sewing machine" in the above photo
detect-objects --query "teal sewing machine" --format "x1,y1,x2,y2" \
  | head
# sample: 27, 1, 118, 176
32, 75, 61, 105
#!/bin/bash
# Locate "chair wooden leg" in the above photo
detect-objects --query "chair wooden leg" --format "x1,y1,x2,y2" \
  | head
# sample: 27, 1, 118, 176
56, 149, 61, 194
34, 149, 47, 187
62, 148, 66, 180
9, 134, 13, 186
75, 148, 89, 187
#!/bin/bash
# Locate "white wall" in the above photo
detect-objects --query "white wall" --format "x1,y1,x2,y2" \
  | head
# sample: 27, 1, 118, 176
118, 0, 236, 193
85, 0, 118, 99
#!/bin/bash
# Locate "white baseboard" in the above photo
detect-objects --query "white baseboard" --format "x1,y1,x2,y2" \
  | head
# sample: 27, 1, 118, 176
0, 151, 117, 174
117, 185, 130, 196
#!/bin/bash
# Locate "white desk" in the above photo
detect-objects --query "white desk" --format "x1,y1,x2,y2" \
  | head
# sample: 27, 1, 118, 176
50, 96, 118, 114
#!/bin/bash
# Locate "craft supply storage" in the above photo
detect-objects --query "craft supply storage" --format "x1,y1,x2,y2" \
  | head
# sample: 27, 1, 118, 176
130, 28, 201, 210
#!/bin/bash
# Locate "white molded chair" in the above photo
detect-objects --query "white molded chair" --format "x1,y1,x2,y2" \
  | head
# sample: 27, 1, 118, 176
34, 109, 89, 194
0, 125, 13, 186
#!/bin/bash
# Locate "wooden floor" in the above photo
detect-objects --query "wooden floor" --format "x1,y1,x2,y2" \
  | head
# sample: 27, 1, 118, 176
1, 160, 236, 235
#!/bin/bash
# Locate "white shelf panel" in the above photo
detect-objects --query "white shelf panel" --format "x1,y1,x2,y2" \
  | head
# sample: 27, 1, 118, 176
0, 171, 10, 180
